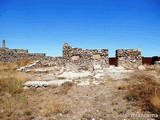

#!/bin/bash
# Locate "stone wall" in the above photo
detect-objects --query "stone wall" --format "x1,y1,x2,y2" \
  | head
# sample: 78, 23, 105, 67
11, 49, 28, 53
116, 49, 142, 68
39, 56, 65, 67
63, 43, 109, 70
1, 40, 156, 69
0, 48, 46, 62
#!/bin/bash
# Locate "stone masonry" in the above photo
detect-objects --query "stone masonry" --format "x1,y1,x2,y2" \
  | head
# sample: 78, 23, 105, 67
63, 43, 109, 70
116, 49, 142, 68
1, 40, 155, 69
0, 48, 46, 62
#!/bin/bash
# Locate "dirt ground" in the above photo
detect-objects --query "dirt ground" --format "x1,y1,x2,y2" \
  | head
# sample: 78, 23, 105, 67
1, 64, 160, 120
20, 70, 155, 120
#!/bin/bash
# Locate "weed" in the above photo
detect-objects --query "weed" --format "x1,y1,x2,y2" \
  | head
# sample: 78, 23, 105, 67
125, 93, 138, 101
24, 110, 32, 116
124, 71, 160, 118
55, 82, 74, 95
42, 100, 68, 116
0, 71, 27, 94
0, 60, 30, 119
116, 82, 128, 90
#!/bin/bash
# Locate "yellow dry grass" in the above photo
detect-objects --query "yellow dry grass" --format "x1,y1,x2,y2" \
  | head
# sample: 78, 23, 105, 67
0, 59, 34, 71
0, 60, 32, 119
150, 95, 160, 110
124, 71, 160, 115
0, 59, 32, 93
41, 100, 68, 117
0, 71, 27, 93
116, 82, 128, 90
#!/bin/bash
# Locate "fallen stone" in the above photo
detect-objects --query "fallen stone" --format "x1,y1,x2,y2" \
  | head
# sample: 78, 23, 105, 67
77, 81, 90, 86
23, 80, 72, 88
138, 65, 146, 70
93, 64, 102, 70
17, 60, 40, 71
58, 70, 92, 79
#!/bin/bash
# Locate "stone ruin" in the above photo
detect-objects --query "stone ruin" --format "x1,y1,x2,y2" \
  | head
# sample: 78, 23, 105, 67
1, 39, 159, 69
62, 43, 109, 70
2, 39, 5, 49
116, 49, 142, 68
0, 40, 46, 62
0, 48, 46, 62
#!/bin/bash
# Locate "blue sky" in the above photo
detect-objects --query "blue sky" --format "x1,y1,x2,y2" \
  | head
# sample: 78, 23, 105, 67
0, 0, 160, 57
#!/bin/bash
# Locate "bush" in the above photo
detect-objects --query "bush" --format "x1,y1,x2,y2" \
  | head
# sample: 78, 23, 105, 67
124, 71, 160, 117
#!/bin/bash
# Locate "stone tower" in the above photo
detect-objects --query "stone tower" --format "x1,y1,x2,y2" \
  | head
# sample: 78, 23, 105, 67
2, 39, 5, 48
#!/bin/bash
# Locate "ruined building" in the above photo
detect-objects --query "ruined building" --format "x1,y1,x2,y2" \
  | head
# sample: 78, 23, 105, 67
2, 39, 5, 49
62, 43, 109, 69
116, 49, 142, 68
0, 40, 46, 62
0, 40, 159, 69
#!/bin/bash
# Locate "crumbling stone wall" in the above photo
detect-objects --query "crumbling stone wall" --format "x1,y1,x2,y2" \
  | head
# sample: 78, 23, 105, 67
39, 56, 65, 67
0, 40, 148, 69
116, 49, 142, 68
23, 56, 66, 69
63, 43, 109, 70
11, 49, 28, 53
0, 48, 46, 62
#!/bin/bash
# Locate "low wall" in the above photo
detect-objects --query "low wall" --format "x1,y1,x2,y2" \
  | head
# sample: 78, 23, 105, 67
0, 42, 158, 68
39, 56, 65, 67
116, 49, 142, 68
11, 49, 28, 53
63, 43, 109, 70
0, 48, 46, 62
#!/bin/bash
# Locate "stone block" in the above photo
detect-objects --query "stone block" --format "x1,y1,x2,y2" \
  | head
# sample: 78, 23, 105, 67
62, 43, 109, 69
116, 49, 142, 68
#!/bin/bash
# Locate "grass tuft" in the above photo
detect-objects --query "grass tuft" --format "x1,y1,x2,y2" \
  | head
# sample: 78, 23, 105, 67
0, 60, 31, 119
42, 100, 68, 116
24, 110, 32, 116
124, 71, 160, 116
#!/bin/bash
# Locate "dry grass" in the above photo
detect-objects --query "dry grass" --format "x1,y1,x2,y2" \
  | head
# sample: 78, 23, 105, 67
0, 60, 32, 119
42, 100, 66, 116
17, 59, 34, 67
155, 66, 160, 73
116, 82, 128, 90
0, 71, 27, 94
0, 61, 18, 71
143, 64, 160, 73
0, 59, 34, 71
150, 95, 160, 111
55, 82, 74, 95
143, 64, 153, 71
0, 59, 32, 93
124, 71, 160, 117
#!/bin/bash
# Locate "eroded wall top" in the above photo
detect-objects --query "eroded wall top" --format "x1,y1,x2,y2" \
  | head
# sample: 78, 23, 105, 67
62, 43, 109, 70
116, 49, 142, 68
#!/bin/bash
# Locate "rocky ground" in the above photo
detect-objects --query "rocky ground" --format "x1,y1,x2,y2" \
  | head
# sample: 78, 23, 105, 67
23, 65, 134, 88
14, 62, 159, 120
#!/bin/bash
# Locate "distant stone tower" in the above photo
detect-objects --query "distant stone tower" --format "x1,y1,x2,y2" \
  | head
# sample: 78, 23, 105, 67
2, 39, 5, 48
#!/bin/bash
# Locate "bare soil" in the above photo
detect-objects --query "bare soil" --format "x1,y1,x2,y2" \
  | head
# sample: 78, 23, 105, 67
1, 64, 159, 120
